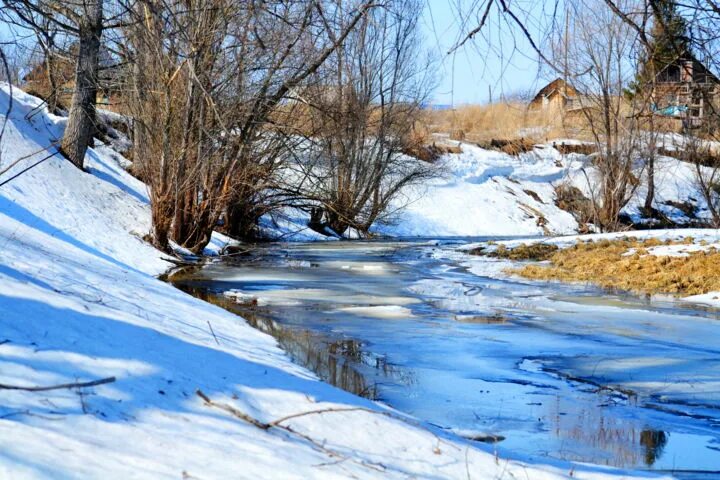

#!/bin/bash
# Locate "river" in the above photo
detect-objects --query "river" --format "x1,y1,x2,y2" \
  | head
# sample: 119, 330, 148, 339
171, 239, 720, 478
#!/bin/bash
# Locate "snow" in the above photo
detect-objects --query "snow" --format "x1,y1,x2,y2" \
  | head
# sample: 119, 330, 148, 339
335, 305, 415, 319
376, 143, 580, 237
458, 228, 720, 308
683, 291, 720, 306
646, 241, 720, 257
264, 134, 719, 240
0, 85, 666, 478
461, 227, 720, 251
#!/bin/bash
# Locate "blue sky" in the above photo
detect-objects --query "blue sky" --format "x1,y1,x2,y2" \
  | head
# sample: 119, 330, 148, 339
0, 1, 551, 106
421, 1, 553, 105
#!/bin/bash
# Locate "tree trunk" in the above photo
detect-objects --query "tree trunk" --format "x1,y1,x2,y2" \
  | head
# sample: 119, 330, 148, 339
130, 57, 147, 178
44, 51, 59, 114
226, 197, 262, 241
644, 155, 655, 213
60, 0, 103, 170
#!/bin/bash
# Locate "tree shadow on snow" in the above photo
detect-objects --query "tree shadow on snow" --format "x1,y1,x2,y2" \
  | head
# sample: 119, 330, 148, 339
0, 288, 374, 425
0, 262, 668, 479
0, 195, 145, 275
85, 149, 149, 205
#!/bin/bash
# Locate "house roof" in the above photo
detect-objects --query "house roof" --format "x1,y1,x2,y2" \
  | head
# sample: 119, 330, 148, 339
656, 51, 720, 84
529, 78, 578, 105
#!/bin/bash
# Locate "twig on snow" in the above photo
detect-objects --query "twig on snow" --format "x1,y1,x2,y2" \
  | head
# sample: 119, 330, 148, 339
195, 390, 388, 472
465, 446, 472, 480
77, 387, 89, 414
0, 409, 67, 421
268, 406, 375, 427
196, 390, 270, 429
206, 321, 220, 346
0, 376, 116, 392
266, 401, 463, 453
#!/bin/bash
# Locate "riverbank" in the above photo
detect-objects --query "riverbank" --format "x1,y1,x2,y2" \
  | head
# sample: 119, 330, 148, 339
0, 87, 663, 477
463, 229, 720, 307
173, 241, 720, 475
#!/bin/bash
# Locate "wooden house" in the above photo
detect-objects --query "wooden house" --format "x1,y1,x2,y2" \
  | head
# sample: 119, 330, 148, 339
528, 78, 579, 112
651, 52, 720, 128
22, 46, 124, 111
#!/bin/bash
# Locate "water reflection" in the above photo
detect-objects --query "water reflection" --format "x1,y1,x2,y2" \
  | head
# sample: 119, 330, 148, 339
546, 393, 669, 467
640, 430, 668, 466
171, 241, 720, 474
175, 284, 408, 401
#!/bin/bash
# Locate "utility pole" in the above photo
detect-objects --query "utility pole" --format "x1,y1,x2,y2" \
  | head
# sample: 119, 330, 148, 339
563, 7, 569, 125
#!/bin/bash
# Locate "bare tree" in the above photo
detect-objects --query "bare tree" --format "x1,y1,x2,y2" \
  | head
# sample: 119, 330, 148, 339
2, 0, 107, 169
285, 0, 437, 236
0, 40, 29, 85
60, 1, 103, 169
0, 46, 13, 166
561, 0, 644, 230
124, 0, 376, 252
687, 136, 720, 226
0, 3, 65, 112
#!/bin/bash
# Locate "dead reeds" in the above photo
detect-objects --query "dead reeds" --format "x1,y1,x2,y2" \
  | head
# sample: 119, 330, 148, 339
511, 237, 720, 296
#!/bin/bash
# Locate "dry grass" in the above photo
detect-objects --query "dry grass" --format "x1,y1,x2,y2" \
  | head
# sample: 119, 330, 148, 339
403, 142, 462, 162
424, 102, 573, 144
511, 237, 720, 296
554, 182, 594, 228
470, 243, 559, 261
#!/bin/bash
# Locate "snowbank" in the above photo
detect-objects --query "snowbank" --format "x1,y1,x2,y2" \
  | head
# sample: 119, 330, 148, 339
382, 139, 720, 238
374, 143, 580, 237
460, 228, 720, 307
265, 134, 718, 240
461, 228, 720, 251
1, 86, 667, 478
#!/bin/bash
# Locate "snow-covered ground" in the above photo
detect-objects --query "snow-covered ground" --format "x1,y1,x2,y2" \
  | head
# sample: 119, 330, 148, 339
0, 87, 670, 478
264, 136, 718, 240
458, 228, 720, 310
376, 144, 580, 237
461, 228, 720, 251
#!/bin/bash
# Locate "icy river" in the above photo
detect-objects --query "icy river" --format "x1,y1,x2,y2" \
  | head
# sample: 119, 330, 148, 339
173, 240, 720, 478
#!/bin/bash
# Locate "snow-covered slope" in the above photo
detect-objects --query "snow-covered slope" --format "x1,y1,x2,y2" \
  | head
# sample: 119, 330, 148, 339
265, 137, 717, 240
1, 86, 663, 478
377, 144, 580, 237
261, 144, 583, 240
378, 140, 717, 238
0, 86, 166, 275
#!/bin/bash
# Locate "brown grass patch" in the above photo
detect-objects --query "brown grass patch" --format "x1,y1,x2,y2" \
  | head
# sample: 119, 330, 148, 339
470, 243, 559, 261
403, 143, 462, 162
476, 138, 536, 156
554, 182, 593, 226
512, 237, 720, 296
424, 102, 569, 144
552, 142, 597, 155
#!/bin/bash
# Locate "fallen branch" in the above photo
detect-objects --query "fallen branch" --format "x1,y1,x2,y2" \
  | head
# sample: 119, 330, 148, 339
0, 376, 116, 392
0, 409, 66, 421
196, 390, 270, 429
195, 390, 388, 472
206, 321, 220, 346
269, 406, 379, 427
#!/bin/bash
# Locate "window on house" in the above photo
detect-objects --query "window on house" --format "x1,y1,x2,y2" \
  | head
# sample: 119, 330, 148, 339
658, 65, 681, 83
